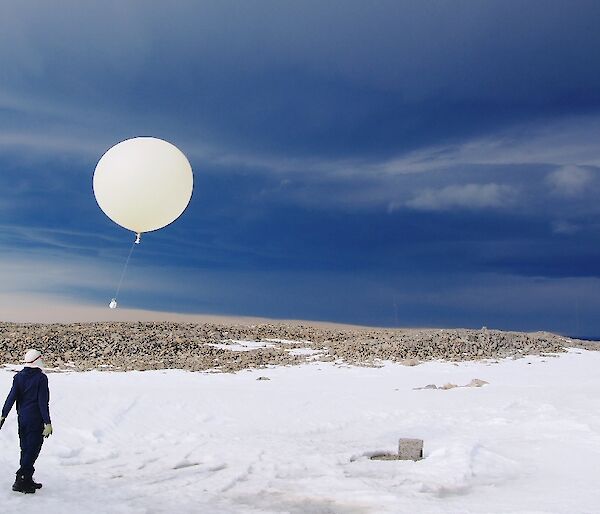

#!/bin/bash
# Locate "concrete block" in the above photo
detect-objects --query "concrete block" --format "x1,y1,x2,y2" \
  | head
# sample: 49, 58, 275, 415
398, 438, 423, 461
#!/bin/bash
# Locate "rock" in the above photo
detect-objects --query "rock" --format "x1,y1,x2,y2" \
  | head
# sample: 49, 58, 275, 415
398, 438, 423, 461
369, 453, 398, 461
413, 384, 438, 390
401, 358, 420, 366
256, 376, 271, 381
0, 321, 582, 372
467, 378, 488, 387
440, 383, 458, 390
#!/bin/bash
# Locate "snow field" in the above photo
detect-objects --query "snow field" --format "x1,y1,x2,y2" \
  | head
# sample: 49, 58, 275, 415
0, 349, 599, 513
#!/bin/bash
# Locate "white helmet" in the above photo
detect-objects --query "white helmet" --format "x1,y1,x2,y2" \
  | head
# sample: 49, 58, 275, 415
22, 349, 44, 369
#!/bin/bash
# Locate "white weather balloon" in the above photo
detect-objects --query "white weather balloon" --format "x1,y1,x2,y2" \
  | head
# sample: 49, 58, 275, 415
93, 137, 193, 236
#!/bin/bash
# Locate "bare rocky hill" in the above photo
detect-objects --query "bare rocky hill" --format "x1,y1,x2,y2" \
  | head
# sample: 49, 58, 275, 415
0, 321, 595, 372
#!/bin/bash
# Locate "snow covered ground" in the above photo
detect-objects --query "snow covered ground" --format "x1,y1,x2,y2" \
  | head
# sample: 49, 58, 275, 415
1, 348, 599, 513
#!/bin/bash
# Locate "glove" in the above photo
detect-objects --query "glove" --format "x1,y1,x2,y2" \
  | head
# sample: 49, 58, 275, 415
42, 424, 53, 438
0, 416, 5, 430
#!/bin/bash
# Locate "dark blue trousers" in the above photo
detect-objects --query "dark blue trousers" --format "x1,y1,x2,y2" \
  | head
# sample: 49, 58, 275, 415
17, 421, 44, 480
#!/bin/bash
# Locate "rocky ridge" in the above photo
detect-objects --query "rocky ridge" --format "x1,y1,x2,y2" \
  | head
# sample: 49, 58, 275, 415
0, 322, 595, 372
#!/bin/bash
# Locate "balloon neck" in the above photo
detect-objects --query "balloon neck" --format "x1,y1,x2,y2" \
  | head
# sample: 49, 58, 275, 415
135, 233, 141, 244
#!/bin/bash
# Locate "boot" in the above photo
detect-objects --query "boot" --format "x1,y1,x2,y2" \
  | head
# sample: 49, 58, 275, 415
31, 478, 42, 489
12, 474, 36, 494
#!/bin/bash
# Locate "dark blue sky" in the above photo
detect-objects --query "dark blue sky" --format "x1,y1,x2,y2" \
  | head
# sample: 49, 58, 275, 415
1, 1, 600, 334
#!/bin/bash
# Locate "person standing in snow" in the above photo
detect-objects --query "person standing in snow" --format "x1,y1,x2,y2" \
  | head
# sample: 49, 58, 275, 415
0, 349, 53, 494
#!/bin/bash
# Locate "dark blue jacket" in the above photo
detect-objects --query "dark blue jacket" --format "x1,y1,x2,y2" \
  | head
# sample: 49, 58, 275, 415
2, 368, 51, 425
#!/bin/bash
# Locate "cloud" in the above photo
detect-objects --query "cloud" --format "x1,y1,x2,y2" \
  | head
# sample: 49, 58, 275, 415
551, 220, 581, 235
0, 131, 102, 158
400, 183, 515, 212
2, 271, 599, 336
0, 224, 120, 251
0, 249, 401, 326
375, 115, 600, 175
0, 292, 279, 324
546, 165, 593, 197
1, 2, 600, 168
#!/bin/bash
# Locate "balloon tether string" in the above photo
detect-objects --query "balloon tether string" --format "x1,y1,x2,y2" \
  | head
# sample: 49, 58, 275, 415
113, 235, 139, 302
